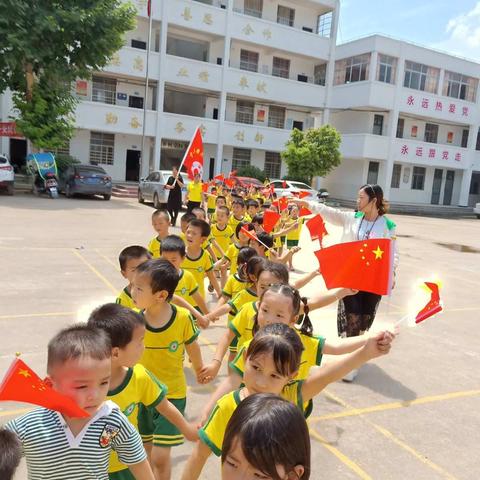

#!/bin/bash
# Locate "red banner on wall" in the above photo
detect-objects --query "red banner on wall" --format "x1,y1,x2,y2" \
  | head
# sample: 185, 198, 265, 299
0, 122, 19, 137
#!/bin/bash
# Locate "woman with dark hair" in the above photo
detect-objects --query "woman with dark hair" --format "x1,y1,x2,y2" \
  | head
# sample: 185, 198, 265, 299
221, 393, 311, 480
296, 183, 398, 381
164, 166, 184, 226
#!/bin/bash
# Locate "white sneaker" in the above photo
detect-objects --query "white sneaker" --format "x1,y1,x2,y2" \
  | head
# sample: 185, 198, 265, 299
342, 369, 358, 383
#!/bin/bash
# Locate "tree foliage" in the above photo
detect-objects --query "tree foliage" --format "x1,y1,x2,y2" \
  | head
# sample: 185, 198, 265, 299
236, 165, 266, 182
0, 0, 136, 148
281, 125, 342, 184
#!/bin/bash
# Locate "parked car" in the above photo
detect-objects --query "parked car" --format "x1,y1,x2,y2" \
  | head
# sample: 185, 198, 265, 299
0, 154, 14, 195
474, 202, 480, 219
58, 164, 112, 200
138, 170, 190, 208
234, 176, 264, 189
270, 179, 326, 202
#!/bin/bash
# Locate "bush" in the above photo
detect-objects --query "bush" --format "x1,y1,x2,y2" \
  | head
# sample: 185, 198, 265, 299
235, 165, 266, 182
54, 153, 81, 173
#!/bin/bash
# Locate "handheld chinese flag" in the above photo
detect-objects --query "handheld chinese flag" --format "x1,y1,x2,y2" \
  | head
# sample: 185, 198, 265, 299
415, 282, 442, 324
202, 182, 209, 193
0, 358, 89, 418
181, 127, 204, 180
278, 197, 289, 211
299, 207, 312, 217
225, 178, 235, 189
306, 214, 328, 244
240, 225, 259, 243
298, 191, 310, 199
263, 210, 281, 233
214, 173, 225, 182
314, 238, 393, 295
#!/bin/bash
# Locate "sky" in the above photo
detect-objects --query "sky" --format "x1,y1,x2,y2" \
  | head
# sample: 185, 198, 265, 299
338, 0, 480, 62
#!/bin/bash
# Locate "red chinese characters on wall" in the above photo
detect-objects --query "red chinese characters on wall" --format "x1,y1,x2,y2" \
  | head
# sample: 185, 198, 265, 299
405, 95, 469, 119
401, 145, 409, 155
455, 152, 462, 162
429, 148, 436, 158
416, 147, 423, 157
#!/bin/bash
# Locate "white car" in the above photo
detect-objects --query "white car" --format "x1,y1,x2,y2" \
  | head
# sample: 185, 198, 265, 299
0, 154, 14, 195
474, 202, 480, 219
270, 179, 326, 202
138, 169, 190, 208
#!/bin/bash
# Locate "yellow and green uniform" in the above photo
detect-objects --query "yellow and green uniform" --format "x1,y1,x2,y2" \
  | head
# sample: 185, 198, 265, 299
222, 273, 253, 299
228, 214, 251, 232
224, 243, 243, 274
227, 288, 257, 318
199, 384, 305, 456
181, 249, 214, 298
211, 223, 234, 257
107, 364, 167, 474
139, 305, 199, 447
187, 181, 203, 202
206, 194, 217, 213
147, 236, 162, 258
286, 217, 305, 247
116, 287, 137, 311
175, 268, 199, 308
227, 301, 258, 349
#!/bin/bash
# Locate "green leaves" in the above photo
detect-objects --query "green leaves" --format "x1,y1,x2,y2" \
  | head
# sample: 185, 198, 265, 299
281, 125, 342, 184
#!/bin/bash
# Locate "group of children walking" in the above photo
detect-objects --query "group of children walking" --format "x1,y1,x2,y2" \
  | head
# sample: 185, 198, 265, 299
1, 182, 395, 480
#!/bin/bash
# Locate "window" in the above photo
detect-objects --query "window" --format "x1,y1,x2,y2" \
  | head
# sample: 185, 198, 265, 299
236, 101, 254, 124
443, 71, 478, 102
314, 64, 327, 86
272, 57, 290, 79
264, 151, 282, 178
232, 148, 251, 170
396, 118, 405, 138
411, 166, 426, 190
366, 161, 379, 184
476, 128, 480, 151
92, 76, 116, 105
424, 123, 439, 143
277, 6, 295, 26
373, 115, 384, 136
52, 141, 70, 157
268, 106, 286, 129
90, 132, 115, 165
292, 121, 303, 131
377, 54, 397, 84
244, 0, 263, 18
129, 96, 144, 109
461, 129, 469, 148
391, 164, 401, 189
403, 61, 439, 93
131, 39, 147, 50
240, 49, 259, 72
334, 54, 370, 85
317, 11, 332, 37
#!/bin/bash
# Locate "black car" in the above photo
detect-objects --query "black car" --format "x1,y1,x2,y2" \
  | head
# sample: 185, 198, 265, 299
59, 164, 112, 200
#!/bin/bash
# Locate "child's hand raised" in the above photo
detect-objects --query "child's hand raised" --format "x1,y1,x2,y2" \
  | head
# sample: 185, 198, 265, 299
362, 330, 395, 359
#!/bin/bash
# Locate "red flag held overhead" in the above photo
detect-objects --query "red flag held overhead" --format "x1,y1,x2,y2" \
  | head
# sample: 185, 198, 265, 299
182, 127, 204, 180
0, 358, 89, 418
415, 282, 443, 324
314, 238, 393, 296
306, 214, 328, 244
298, 191, 310, 199
263, 210, 281, 233
214, 173, 225, 182
299, 207, 312, 217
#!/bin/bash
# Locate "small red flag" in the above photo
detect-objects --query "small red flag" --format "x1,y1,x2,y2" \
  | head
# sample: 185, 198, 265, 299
225, 178, 235, 189
278, 197, 288, 211
314, 239, 393, 295
298, 191, 310, 199
306, 214, 328, 244
0, 358, 89, 418
240, 225, 259, 243
202, 182, 208, 193
416, 282, 443, 324
263, 210, 281, 233
182, 127, 204, 180
299, 207, 312, 217
214, 173, 225, 182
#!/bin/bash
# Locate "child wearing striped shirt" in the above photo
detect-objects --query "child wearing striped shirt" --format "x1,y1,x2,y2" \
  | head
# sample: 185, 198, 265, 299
5, 325, 154, 480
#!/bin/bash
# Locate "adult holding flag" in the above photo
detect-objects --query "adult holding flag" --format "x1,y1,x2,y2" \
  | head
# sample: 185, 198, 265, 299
294, 184, 398, 381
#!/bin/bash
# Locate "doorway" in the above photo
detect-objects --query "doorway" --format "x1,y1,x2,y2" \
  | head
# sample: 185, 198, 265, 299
125, 150, 141, 182
431, 169, 443, 204
209, 157, 215, 180
443, 170, 455, 205
9, 138, 27, 172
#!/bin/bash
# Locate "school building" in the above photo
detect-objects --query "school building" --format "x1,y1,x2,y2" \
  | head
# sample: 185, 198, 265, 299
1, 0, 480, 207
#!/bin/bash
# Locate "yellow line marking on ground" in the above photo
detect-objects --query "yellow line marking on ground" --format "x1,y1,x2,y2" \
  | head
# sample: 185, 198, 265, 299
310, 388, 480, 422
313, 391, 458, 479
0, 407, 32, 418
71, 249, 117, 295
95, 249, 120, 271
0, 312, 75, 320
308, 427, 372, 479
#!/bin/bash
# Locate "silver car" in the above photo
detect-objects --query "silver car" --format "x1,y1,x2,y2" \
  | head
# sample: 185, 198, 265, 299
270, 179, 326, 202
138, 170, 190, 209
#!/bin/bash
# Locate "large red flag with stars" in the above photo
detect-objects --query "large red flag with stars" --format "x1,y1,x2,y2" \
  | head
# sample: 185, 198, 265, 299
314, 238, 393, 295
0, 358, 89, 418
182, 127, 204, 180
263, 210, 281, 233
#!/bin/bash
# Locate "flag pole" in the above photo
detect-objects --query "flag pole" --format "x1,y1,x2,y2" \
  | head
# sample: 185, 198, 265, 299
140, 2, 153, 178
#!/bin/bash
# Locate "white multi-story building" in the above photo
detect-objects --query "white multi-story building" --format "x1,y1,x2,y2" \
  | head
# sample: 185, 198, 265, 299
0, 0, 338, 184
1, 0, 480, 208
321, 35, 480, 207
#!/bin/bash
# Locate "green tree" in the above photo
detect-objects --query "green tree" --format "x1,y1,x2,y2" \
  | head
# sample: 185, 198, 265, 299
281, 125, 342, 184
0, 0, 136, 149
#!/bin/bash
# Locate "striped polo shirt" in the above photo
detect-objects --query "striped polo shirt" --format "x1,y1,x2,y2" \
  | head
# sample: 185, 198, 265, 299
5, 400, 146, 479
